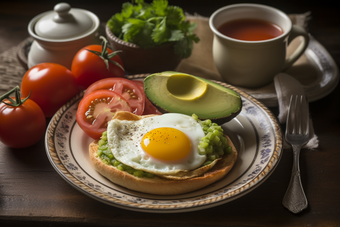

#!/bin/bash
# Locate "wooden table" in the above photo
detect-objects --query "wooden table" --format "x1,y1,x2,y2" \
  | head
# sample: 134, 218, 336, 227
1, 0, 339, 226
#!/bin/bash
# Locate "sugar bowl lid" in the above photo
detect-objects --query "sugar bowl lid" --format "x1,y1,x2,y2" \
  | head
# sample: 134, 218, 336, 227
34, 2, 96, 39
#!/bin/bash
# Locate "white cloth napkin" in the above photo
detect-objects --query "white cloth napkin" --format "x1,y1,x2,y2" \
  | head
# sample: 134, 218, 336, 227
274, 73, 319, 149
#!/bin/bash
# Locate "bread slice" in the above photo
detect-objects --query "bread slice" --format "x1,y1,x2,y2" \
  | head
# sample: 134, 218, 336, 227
89, 135, 237, 195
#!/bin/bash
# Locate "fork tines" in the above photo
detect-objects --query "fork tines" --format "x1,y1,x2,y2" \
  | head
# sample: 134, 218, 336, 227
286, 95, 309, 136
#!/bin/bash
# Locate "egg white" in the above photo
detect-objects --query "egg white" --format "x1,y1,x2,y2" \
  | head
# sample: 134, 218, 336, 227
106, 113, 206, 175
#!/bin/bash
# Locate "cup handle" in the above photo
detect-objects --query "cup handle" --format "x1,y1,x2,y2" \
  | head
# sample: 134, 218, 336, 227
283, 25, 310, 70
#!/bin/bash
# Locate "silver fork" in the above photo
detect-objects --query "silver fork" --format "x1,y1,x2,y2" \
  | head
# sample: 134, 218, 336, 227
282, 95, 309, 214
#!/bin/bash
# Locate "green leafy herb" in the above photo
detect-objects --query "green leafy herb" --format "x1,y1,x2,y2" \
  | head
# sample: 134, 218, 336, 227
107, 0, 200, 58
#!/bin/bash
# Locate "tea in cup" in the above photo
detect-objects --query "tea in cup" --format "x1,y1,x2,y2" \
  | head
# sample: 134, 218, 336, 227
209, 4, 310, 88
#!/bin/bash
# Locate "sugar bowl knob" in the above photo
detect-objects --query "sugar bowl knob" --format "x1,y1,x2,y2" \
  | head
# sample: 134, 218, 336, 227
53, 3, 74, 23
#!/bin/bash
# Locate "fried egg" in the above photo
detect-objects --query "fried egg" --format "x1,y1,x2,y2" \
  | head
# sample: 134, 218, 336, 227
107, 113, 206, 175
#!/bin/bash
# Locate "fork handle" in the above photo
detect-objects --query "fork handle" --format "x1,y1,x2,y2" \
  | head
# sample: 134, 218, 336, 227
282, 145, 308, 214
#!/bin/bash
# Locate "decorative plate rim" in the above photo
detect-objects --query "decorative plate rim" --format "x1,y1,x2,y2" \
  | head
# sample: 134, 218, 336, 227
45, 76, 283, 212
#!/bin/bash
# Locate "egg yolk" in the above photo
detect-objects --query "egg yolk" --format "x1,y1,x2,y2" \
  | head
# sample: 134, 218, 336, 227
141, 127, 191, 161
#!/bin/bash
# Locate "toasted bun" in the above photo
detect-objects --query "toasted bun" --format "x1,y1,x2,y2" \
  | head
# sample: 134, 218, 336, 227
89, 135, 237, 195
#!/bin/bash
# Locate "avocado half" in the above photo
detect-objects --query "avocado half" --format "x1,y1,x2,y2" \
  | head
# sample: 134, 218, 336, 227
143, 71, 242, 125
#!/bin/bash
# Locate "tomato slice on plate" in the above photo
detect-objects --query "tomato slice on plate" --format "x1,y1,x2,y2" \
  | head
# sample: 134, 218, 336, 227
132, 80, 162, 115
84, 78, 145, 115
76, 90, 131, 139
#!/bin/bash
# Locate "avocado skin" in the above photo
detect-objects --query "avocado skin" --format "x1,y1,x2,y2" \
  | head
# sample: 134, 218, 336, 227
146, 96, 242, 125
144, 71, 243, 125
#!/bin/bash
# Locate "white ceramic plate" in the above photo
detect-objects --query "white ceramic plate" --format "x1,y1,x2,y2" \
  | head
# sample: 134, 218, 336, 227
45, 80, 283, 213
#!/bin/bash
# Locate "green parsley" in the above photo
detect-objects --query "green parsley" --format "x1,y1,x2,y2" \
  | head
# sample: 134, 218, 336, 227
107, 0, 200, 58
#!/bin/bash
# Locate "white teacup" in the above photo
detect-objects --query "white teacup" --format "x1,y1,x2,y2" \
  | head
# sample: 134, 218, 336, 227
209, 4, 310, 88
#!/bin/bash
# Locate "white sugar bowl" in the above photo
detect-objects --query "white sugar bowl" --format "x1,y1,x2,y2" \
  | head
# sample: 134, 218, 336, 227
27, 2, 100, 69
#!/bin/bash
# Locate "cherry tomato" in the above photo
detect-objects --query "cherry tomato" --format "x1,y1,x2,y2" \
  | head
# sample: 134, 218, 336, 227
132, 80, 162, 115
0, 87, 46, 148
84, 78, 145, 115
76, 90, 131, 139
71, 37, 125, 90
21, 63, 79, 117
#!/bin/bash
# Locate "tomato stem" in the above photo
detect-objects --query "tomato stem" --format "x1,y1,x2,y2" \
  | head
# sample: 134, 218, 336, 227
86, 36, 125, 72
0, 86, 31, 107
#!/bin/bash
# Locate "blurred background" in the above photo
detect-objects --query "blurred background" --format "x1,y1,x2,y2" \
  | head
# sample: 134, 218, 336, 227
0, 0, 339, 58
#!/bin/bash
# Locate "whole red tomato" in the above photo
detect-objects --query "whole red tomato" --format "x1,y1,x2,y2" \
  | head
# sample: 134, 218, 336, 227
21, 63, 79, 117
0, 87, 46, 148
71, 36, 125, 90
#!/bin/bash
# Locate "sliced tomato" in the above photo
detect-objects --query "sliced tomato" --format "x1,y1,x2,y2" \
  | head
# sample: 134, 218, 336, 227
76, 90, 131, 139
84, 78, 145, 115
132, 80, 162, 115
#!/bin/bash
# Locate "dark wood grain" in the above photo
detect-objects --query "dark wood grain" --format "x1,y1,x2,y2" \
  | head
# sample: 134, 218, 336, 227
1, 0, 340, 226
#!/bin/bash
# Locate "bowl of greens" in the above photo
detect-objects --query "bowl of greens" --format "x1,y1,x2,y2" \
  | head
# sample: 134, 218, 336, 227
106, 0, 200, 74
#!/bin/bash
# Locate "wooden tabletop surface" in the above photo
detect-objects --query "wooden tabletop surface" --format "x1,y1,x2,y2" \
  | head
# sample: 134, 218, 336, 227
1, 0, 339, 226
